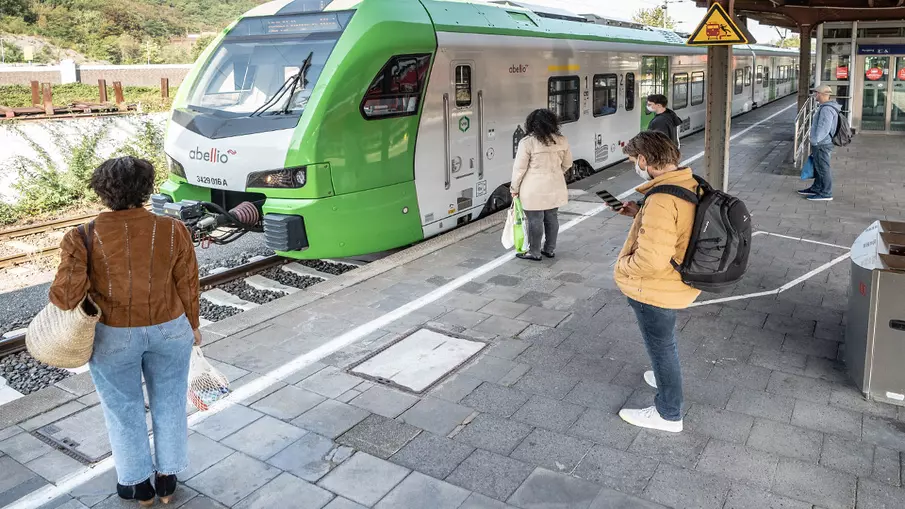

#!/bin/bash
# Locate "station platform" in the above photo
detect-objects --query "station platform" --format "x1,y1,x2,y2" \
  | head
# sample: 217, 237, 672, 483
3, 95, 905, 509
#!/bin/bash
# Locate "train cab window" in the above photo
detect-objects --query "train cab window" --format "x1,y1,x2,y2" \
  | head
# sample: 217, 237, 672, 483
762, 67, 770, 88
361, 54, 432, 120
744, 66, 752, 87
691, 71, 704, 106
455, 65, 472, 107
593, 74, 618, 117
672, 73, 688, 110
756, 65, 763, 84
625, 72, 635, 111
548, 76, 580, 123
734, 69, 744, 95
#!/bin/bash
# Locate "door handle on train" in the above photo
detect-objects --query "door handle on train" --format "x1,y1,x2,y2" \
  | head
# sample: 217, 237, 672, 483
890, 320, 905, 332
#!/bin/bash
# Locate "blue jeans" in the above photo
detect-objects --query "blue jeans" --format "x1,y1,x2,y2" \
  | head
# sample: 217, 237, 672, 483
810, 144, 833, 198
628, 298, 683, 421
89, 315, 194, 485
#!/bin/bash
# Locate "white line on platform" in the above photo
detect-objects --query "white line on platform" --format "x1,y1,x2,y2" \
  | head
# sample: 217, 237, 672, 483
752, 230, 850, 250
5, 99, 796, 509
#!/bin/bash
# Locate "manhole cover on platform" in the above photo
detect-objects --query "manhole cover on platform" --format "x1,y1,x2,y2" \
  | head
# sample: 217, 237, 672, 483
34, 405, 120, 464
350, 329, 486, 393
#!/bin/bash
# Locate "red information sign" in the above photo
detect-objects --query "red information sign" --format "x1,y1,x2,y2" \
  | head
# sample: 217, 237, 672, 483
836, 66, 849, 79
898, 68, 905, 81
866, 67, 884, 81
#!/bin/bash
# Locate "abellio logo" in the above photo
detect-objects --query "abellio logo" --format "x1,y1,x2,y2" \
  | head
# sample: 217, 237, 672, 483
189, 147, 234, 164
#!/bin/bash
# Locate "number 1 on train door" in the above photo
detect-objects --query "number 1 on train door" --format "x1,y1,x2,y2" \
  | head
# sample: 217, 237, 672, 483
446, 62, 479, 217
639, 56, 669, 131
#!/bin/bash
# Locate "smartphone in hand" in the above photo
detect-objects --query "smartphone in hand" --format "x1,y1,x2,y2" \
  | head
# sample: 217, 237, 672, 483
595, 189, 623, 211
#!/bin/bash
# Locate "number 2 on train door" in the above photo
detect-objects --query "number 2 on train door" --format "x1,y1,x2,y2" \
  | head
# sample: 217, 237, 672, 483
447, 61, 479, 216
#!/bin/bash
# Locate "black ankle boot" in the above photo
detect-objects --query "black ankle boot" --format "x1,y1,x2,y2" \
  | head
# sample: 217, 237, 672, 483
155, 473, 178, 504
117, 478, 155, 506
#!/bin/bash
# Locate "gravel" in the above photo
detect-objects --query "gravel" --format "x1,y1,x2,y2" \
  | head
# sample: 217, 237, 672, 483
0, 351, 72, 395
259, 267, 324, 290
216, 280, 284, 305
295, 259, 358, 276
200, 300, 243, 322
198, 247, 274, 277
1, 318, 31, 337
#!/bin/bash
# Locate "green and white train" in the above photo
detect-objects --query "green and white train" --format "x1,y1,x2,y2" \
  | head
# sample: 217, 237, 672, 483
155, 0, 805, 259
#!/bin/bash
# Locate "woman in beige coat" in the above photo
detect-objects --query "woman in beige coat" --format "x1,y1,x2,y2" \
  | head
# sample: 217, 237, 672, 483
511, 109, 573, 260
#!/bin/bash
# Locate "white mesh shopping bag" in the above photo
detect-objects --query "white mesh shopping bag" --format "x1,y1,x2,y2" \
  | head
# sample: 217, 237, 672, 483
187, 347, 230, 411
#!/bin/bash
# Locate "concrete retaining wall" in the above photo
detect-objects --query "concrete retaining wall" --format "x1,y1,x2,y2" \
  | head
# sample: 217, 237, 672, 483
0, 62, 193, 87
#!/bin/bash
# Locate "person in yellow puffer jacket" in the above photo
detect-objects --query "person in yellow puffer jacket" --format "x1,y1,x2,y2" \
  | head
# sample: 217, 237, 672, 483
612, 131, 700, 434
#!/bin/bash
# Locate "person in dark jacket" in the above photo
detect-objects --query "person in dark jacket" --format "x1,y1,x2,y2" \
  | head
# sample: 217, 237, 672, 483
646, 94, 683, 148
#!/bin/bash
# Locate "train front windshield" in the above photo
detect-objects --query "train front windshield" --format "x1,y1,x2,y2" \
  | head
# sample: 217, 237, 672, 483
188, 12, 352, 117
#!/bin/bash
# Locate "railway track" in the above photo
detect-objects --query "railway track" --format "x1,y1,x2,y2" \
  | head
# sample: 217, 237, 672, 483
0, 212, 103, 270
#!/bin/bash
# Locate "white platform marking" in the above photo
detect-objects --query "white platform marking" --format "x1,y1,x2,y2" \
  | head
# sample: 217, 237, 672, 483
245, 275, 299, 295
201, 289, 259, 311
283, 262, 331, 280
0, 376, 24, 405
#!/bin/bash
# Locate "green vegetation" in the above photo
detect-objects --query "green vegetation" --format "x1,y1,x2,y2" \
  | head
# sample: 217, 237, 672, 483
1, 0, 265, 64
0, 83, 171, 112
631, 7, 678, 30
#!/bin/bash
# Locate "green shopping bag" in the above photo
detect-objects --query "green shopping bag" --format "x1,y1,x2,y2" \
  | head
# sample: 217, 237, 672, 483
512, 198, 528, 254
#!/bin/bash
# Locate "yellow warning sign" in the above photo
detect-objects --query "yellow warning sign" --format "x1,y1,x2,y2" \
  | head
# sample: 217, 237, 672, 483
686, 3, 749, 46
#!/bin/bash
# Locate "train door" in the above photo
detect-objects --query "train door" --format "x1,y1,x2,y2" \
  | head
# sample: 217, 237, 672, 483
639, 56, 668, 130
443, 61, 481, 220
768, 59, 777, 101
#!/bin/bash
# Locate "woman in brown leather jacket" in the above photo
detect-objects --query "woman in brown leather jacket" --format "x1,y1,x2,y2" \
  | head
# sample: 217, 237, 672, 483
49, 157, 201, 506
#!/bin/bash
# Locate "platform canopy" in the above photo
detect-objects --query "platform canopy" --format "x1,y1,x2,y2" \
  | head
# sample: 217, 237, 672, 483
694, 0, 905, 31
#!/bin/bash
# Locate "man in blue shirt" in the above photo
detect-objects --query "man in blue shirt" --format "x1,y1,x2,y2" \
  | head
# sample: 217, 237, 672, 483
800, 85, 841, 202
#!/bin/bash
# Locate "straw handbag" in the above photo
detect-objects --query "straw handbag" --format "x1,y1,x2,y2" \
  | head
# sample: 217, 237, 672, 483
26, 223, 101, 368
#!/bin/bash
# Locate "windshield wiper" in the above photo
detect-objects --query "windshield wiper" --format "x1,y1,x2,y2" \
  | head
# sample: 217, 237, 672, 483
250, 51, 314, 117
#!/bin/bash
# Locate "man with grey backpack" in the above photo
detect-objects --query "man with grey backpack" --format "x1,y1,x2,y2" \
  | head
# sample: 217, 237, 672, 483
800, 85, 849, 202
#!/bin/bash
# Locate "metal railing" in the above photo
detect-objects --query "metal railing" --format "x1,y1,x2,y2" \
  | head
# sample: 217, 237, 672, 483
793, 95, 817, 169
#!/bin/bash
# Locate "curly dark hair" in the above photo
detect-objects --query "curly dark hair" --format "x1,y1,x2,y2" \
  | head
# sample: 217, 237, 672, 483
89, 157, 156, 211
525, 109, 562, 146
623, 131, 681, 170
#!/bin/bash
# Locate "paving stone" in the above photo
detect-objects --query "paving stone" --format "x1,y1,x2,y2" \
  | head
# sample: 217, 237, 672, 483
829, 387, 897, 419
872, 446, 901, 487
791, 399, 862, 440
277, 361, 327, 385
459, 492, 515, 509
40, 498, 92, 509
453, 413, 533, 456
486, 275, 522, 287
180, 433, 235, 481
723, 484, 812, 509
431, 374, 484, 403
390, 432, 474, 479
461, 356, 520, 384
318, 452, 410, 507
695, 440, 778, 489
518, 325, 573, 348
718, 307, 768, 328
194, 404, 263, 441
336, 390, 359, 403
297, 366, 363, 399
560, 356, 624, 384
627, 429, 708, 469
399, 397, 473, 436
0, 429, 53, 463
221, 415, 307, 461
708, 362, 772, 391
0, 455, 46, 506
569, 408, 641, 451
557, 332, 614, 356
447, 449, 533, 501
461, 383, 530, 418
234, 472, 333, 509
511, 395, 585, 432
375, 471, 470, 509
856, 478, 905, 509
178, 496, 228, 509
764, 315, 815, 336
487, 340, 532, 360
515, 345, 577, 370
0, 386, 76, 429
819, 435, 872, 477
474, 316, 531, 337
772, 459, 856, 509
588, 488, 668, 509
498, 363, 532, 387
25, 449, 84, 483
573, 445, 659, 496
268, 432, 353, 482
726, 387, 796, 422
682, 376, 735, 409
186, 452, 281, 507
20, 401, 87, 432
441, 309, 492, 329
250, 385, 326, 421
863, 415, 905, 452
507, 468, 601, 509
0, 426, 23, 442
348, 386, 419, 419
322, 499, 367, 509
480, 300, 531, 319
803, 357, 849, 384
748, 347, 807, 374
511, 428, 593, 473
336, 414, 420, 459
446, 292, 494, 311
516, 307, 571, 328
747, 418, 823, 463
782, 335, 840, 360
291, 399, 370, 439
513, 369, 579, 400
683, 404, 754, 444
643, 463, 731, 509
564, 380, 634, 413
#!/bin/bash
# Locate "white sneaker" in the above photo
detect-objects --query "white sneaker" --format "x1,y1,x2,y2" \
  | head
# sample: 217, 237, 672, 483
644, 370, 657, 389
619, 406, 683, 433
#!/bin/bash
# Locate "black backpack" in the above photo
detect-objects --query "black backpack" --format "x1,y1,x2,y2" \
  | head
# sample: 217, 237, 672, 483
832, 111, 853, 147
645, 175, 752, 293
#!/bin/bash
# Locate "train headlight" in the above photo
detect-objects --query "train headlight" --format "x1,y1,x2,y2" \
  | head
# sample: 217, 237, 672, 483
166, 154, 186, 179
247, 167, 307, 189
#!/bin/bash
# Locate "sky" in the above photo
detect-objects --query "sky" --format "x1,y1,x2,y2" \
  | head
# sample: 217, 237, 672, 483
492, 0, 792, 45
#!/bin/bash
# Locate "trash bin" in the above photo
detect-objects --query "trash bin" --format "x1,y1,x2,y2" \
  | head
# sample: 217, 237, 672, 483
845, 220, 905, 406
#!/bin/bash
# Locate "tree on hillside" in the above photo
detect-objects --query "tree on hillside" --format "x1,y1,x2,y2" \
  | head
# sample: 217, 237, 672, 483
1, 0, 36, 22
632, 7, 677, 30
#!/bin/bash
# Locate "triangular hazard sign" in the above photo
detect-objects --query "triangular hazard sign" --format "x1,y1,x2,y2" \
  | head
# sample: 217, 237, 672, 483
686, 3, 749, 46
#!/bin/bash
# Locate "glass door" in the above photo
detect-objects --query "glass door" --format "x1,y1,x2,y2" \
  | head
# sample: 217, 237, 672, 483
639, 56, 668, 131
861, 56, 889, 131
892, 56, 905, 132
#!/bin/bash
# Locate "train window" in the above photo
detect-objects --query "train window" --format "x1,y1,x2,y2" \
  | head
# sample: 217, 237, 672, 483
593, 74, 618, 117
672, 73, 688, 110
455, 65, 472, 107
763, 67, 769, 88
734, 69, 744, 95
756, 65, 763, 84
361, 54, 432, 120
625, 72, 635, 111
548, 76, 580, 123
744, 66, 752, 87
691, 71, 704, 106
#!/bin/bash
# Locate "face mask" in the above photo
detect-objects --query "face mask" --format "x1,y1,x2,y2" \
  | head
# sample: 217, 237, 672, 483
646, 105, 654, 113
634, 160, 652, 181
